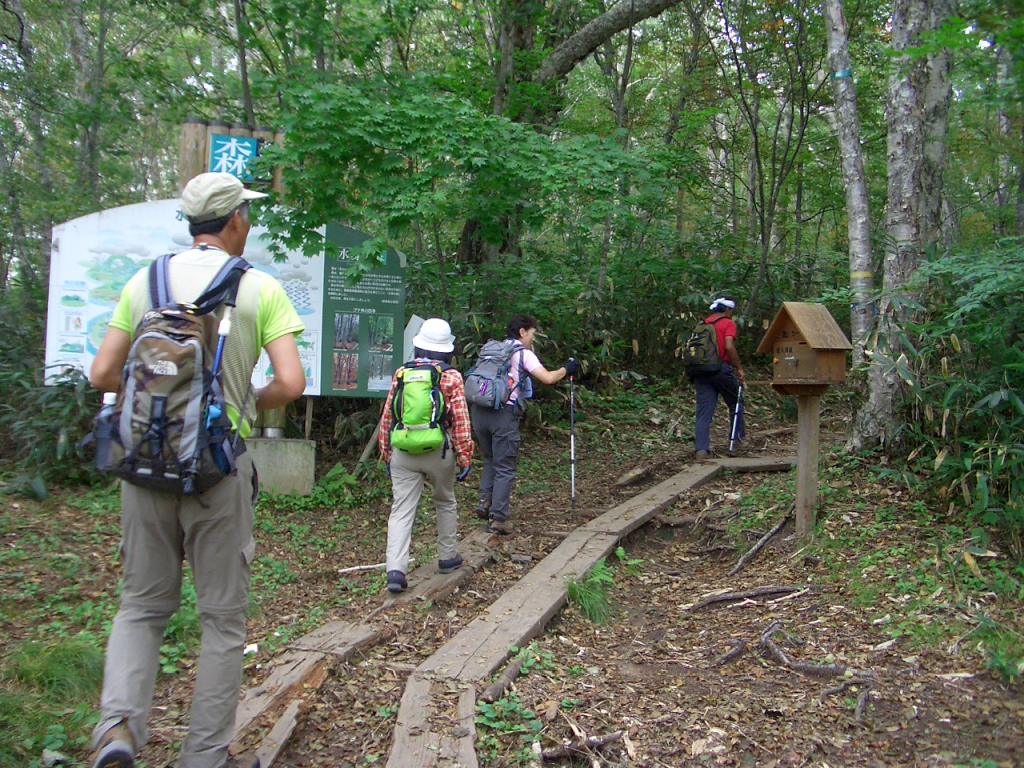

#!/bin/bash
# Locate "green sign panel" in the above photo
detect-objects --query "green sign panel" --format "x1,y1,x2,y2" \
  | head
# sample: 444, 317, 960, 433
321, 223, 406, 398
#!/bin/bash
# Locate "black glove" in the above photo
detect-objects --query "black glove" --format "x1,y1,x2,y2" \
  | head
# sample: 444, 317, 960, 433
564, 357, 579, 376
385, 463, 391, 477
456, 464, 471, 482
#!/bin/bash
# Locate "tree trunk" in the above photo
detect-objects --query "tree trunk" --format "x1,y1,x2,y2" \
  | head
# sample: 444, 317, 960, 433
823, 0, 874, 367
6, 0, 56, 279
66, 0, 107, 201
996, 45, 1012, 234
235, 0, 255, 125
850, 0, 954, 449
1018, 123, 1024, 235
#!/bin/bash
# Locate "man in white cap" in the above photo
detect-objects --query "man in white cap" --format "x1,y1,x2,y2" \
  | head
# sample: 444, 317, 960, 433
692, 296, 746, 459
87, 172, 306, 768
377, 318, 473, 593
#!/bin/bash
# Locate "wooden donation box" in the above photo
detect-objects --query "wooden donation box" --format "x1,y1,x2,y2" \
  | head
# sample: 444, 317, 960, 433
757, 302, 852, 537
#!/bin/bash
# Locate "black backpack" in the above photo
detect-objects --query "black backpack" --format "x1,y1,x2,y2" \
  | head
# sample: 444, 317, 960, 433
682, 317, 728, 378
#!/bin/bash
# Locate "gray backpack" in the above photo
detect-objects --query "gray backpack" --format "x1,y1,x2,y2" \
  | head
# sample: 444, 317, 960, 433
464, 340, 528, 409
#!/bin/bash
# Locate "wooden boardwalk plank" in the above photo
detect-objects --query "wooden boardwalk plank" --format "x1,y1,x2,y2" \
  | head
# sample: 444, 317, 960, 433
580, 464, 722, 535
254, 700, 303, 768
711, 456, 797, 472
390, 461, 772, 766
385, 672, 478, 768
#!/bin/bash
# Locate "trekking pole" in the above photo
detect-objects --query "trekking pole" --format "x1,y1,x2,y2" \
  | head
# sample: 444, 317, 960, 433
729, 385, 744, 453
569, 374, 576, 511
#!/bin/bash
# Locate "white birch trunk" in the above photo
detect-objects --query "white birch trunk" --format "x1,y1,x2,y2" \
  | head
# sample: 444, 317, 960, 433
851, 0, 953, 449
823, 0, 873, 368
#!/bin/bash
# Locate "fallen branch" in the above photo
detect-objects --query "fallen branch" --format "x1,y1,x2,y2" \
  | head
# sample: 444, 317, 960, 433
337, 558, 414, 575
713, 639, 748, 666
728, 504, 794, 576
760, 622, 874, 680
666, 411, 687, 437
541, 731, 623, 759
657, 507, 737, 528
685, 585, 808, 611
479, 657, 525, 704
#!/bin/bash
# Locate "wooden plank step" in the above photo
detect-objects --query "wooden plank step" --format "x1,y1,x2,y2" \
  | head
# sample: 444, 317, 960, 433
233, 529, 496, 760
388, 528, 495, 606
421, 533, 620, 682
385, 672, 478, 768
711, 455, 797, 472
580, 463, 722, 536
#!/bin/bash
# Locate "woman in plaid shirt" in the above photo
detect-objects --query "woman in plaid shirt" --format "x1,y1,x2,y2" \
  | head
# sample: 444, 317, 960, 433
377, 318, 473, 593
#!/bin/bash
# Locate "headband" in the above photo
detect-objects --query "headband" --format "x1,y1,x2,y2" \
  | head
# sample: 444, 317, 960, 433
710, 298, 736, 310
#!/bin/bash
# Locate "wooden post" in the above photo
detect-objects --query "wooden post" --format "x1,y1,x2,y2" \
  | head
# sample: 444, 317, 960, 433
177, 117, 208, 192
205, 119, 231, 172
304, 397, 314, 441
262, 406, 287, 438
229, 122, 253, 138
794, 394, 821, 538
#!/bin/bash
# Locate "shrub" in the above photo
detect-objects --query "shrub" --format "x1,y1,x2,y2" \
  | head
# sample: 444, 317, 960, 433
885, 239, 1024, 558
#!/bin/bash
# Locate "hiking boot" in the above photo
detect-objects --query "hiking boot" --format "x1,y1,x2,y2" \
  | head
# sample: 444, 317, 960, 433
695, 450, 709, 460
438, 554, 464, 574
386, 570, 407, 593
475, 499, 492, 520
90, 723, 134, 768
225, 754, 260, 768
487, 518, 513, 535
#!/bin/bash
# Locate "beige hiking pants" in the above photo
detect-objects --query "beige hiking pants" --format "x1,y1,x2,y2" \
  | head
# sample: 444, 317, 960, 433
386, 446, 459, 575
92, 453, 257, 768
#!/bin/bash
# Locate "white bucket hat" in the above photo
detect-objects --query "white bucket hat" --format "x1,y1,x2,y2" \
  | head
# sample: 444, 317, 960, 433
413, 318, 455, 353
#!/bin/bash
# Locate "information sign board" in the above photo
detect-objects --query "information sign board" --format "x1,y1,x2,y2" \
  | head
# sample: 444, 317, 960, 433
45, 201, 406, 399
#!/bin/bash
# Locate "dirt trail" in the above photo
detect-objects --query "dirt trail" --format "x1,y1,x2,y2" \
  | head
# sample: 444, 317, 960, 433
276, 443, 1023, 767
122, 396, 1022, 767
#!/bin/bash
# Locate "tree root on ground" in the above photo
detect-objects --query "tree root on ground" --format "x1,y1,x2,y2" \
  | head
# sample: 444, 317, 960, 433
541, 730, 623, 760
479, 656, 524, 704
713, 638, 749, 666
728, 503, 794, 576
760, 621, 878, 725
711, 621, 879, 724
685, 585, 809, 611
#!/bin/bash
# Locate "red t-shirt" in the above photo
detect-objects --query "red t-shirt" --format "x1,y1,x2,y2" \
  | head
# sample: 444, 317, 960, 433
704, 314, 737, 361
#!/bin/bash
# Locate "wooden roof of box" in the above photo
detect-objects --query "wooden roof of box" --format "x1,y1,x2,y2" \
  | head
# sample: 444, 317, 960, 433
756, 302, 853, 355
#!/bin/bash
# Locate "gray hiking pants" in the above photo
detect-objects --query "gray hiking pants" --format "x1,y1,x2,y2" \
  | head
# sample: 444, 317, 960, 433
694, 363, 745, 453
386, 445, 459, 574
92, 453, 257, 768
471, 403, 521, 522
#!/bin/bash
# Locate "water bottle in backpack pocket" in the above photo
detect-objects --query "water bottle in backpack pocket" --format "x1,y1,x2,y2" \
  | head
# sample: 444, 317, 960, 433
91, 391, 119, 472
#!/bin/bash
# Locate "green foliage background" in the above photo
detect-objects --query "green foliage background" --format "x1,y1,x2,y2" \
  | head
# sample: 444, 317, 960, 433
0, 0, 1022, 545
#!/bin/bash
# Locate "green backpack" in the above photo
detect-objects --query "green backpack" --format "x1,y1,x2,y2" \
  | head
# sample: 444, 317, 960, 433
389, 361, 452, 454
682, 317, 727, 378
